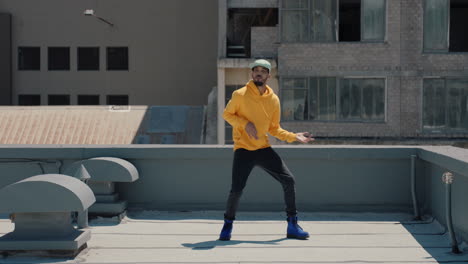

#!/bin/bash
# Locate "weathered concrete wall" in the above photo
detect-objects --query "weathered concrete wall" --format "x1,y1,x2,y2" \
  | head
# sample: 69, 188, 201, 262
0, 145, 417, 213
417, 147, 468, 243
1, 144, 468, 243
0, 0, 218, 106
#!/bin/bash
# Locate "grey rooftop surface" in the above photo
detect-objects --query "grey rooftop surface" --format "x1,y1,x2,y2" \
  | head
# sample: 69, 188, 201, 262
1, 211, 468, 264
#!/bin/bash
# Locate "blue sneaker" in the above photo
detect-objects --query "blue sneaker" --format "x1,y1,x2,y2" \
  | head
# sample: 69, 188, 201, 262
287, 216, 309, 240
219, 219, 233, 241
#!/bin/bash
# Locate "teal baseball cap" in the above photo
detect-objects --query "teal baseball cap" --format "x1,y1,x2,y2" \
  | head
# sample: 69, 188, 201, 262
249, 59, 271, 72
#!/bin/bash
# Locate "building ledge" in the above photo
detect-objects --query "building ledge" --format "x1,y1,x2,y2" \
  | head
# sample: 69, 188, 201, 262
218, 58, 277, 69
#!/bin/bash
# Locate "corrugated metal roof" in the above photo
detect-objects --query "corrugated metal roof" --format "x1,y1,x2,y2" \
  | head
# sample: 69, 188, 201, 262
0, 106, 148, 144
0, 106, 206, 144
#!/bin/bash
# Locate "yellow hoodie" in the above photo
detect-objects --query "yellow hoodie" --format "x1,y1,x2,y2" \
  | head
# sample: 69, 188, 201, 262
223, 80, 297, 151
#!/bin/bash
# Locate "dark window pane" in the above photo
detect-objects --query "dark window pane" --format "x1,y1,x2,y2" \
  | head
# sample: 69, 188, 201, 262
48, 95, 70, 105
423, 0, 449, 52
107, 95, 129, 105
310, 0, 337, 42
282, 89, 307, 121
48, 47, 70, 70
449, 0, 468, 52
107, 47, 128, 70
282, 78, 308, 121
361, 79, 385, 120
340, 78, 384, 121
362, 0, 385, 41
339, 79, 351, 119
78, 95, 100, 105
309, 77, 337, 120
309, 78, 319, 120
447, 79, 468, 129
78, 47, 99, 70
423, 79, 446, 129
339, 0, 361, 41
18, 47, 40, 70
18, 94, 40, 105
318, 77, 337, 120
349, 80, 362, 118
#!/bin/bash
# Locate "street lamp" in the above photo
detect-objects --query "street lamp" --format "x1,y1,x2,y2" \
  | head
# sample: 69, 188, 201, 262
83, 9, 114, 27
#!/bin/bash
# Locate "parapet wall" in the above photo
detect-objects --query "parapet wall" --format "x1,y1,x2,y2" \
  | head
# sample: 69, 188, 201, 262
0, 145, 467, 242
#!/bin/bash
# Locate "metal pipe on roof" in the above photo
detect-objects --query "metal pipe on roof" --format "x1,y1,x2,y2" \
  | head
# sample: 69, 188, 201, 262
442, 171, 462, 254
410, 155, 421, 220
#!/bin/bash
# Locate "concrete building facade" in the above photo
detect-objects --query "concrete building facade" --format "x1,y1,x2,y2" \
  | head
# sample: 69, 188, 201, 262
1, 0, 468, 144
217, 0, 468, 144
0, 0, 218, 106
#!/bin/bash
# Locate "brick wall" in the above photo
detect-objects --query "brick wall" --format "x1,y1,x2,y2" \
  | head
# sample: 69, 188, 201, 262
251, 26, 278, 59
271, 0, 468, 143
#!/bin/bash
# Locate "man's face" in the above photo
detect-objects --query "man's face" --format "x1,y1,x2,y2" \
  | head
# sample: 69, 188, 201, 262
251, 66, 270, 87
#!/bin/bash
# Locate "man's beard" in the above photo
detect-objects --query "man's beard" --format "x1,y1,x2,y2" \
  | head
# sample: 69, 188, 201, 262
253, 81, 264, 86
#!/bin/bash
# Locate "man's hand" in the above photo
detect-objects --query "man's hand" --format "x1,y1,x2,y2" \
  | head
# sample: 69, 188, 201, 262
296, 132, 314, 143
245, 122, 258, 140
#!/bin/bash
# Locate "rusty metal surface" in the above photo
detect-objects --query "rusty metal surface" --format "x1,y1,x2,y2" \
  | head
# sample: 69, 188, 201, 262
0, 106, 148, 144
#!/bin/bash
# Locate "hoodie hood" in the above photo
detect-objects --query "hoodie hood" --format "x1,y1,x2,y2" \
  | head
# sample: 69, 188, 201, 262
246, 80, 274, 98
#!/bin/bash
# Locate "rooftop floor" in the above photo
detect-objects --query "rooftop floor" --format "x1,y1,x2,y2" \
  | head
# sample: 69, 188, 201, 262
1, 211, 468, 264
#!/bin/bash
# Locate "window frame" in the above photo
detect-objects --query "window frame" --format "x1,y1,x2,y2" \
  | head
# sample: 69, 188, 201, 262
423, 0, 468, 53
280, 0, 387, 43
337, 76, 387, 123
422, 77, 468, 133
280, 75, 387, 123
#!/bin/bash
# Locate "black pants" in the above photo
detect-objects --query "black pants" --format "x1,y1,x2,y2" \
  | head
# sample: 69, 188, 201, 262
224, 147, 297, 220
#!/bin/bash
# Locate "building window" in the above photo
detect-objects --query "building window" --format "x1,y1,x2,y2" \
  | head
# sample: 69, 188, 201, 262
225, 85, 244, 144
78, 47, 99, 71
281, 1, 310, 42
78, 95, 100, 105
48, 47, 70, 70
227, 8, 278, 58
107, 95, 129, 105
282, 78, 309, 121
449, 0, 468, 52
280, 0, 385, 43
281, 77, 385, 122
107, 47, 128, 70
424, 0, 468, 52
339, 78, 385, 121
310, 78, 336, 120
339, 0, 360, 42
423, 78, 468, 131
18, 47, 40, 70
48, 95, 70, 105
18, 94, 41, 105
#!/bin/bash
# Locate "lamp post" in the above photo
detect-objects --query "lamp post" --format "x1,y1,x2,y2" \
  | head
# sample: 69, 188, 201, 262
83, 9, 114, 27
